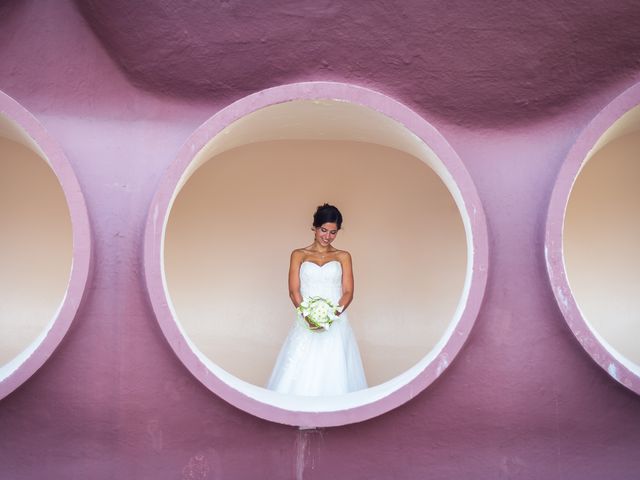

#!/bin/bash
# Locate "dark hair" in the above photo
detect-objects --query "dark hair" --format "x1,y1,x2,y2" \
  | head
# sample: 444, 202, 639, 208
313, 203, 343, 230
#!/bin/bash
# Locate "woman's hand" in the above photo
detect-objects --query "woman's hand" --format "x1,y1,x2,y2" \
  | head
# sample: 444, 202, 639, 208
305, 316, 324, 331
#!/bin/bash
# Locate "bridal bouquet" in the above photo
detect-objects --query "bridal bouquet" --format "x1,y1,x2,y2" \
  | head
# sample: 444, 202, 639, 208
297, 296, 343, 331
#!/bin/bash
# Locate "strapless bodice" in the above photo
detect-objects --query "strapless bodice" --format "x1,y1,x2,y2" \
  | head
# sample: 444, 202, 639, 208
299, 260, 342, 303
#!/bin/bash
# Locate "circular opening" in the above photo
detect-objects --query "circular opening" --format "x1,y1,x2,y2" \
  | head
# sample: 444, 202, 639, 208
546, 83, 640, 394
145, 83, 488, 426
0, 91, 91, 399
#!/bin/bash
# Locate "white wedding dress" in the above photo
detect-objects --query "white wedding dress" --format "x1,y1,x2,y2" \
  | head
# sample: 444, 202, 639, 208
267, 260, 368, 396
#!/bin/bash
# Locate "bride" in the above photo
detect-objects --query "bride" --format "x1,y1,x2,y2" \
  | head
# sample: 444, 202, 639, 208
267, 204, 368, 396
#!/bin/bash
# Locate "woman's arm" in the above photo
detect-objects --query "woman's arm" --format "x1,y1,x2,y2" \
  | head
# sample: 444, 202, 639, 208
288, 250, 304, 308
289, 250, 321, 330
337, 251, 354, 314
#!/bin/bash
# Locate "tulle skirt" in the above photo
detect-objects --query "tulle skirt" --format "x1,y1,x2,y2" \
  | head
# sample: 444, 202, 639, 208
267, 314, 367, 396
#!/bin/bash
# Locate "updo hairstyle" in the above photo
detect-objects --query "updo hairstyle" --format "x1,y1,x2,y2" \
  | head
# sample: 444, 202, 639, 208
313, 203, 343, 230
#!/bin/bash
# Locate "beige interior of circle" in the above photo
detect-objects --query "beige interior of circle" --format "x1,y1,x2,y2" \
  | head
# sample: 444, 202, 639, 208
0, 124, 72, 371
164, 100, 468, 389
564, 105, 640, 366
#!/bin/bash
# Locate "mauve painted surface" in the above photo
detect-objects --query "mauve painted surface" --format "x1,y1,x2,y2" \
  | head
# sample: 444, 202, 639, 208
0, 1, 639, 479
74, 0, 640, 127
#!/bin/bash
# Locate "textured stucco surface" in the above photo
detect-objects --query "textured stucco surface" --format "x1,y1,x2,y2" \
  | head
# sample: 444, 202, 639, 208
74, 0, 640, 127
1, 0, 640, 478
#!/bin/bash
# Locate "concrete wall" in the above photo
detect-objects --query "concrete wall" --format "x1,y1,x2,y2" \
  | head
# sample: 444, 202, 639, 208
1, 1, 640, 478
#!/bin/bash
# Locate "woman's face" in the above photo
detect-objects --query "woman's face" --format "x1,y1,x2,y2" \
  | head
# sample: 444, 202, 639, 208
313, 222, 339, 247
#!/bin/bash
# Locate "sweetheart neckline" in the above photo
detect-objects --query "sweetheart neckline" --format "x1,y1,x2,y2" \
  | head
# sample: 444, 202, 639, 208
301, 260, 341, 268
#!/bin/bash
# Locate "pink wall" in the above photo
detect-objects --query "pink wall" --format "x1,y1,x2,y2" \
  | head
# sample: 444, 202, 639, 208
1, 1, 640, 478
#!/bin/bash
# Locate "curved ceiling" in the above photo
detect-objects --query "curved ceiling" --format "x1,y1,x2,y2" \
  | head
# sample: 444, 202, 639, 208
71, 1, 640, 126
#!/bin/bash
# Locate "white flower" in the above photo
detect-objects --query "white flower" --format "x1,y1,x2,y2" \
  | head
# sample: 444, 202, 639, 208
296, 296, 342, 331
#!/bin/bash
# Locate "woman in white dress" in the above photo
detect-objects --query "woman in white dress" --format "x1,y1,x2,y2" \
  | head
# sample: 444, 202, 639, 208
267, 204, 368, 396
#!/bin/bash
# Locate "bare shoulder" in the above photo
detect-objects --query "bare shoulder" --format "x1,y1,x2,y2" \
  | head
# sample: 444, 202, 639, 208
290, 248, 306, 262
335, 249, 352, 263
